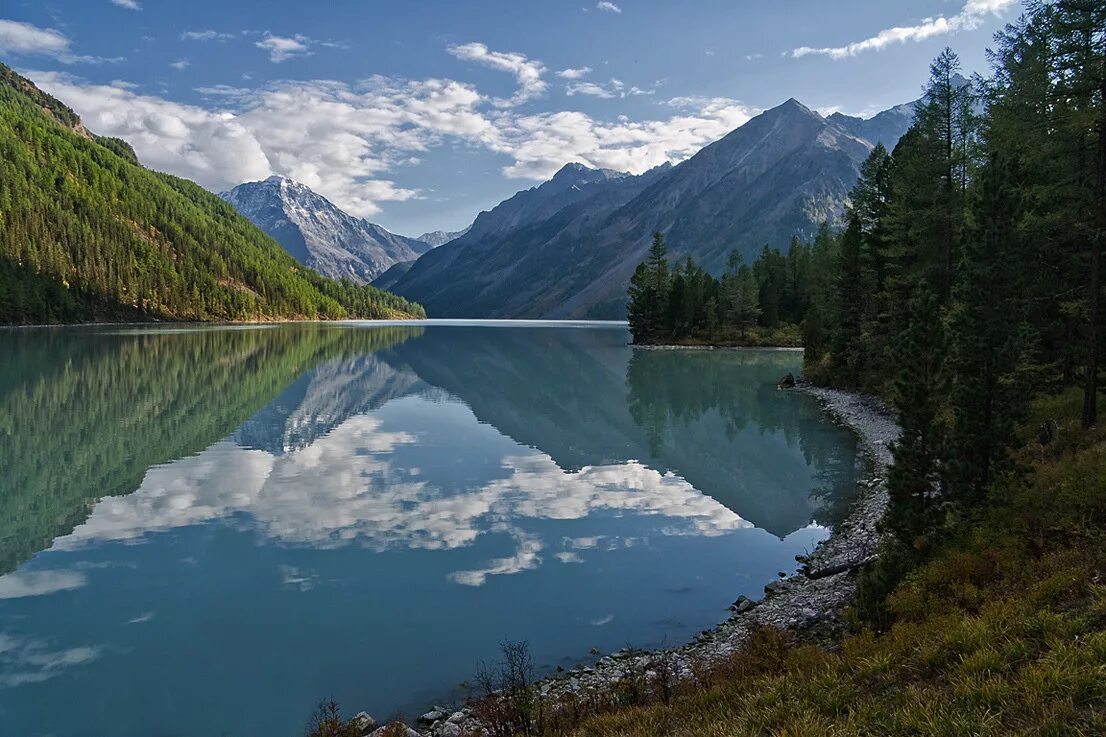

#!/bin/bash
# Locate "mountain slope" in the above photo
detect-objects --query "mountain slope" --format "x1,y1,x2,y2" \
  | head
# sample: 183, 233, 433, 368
828, 102, 917, 150
372, 260, 417, 291
389, 161, 673, 317
417, 227, 471, 248
0, 63, 424, 324
391, 99, 903, 318
221, 177, 434, 284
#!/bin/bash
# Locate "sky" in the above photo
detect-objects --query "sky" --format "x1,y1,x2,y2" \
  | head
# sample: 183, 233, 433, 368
1, 0, 1022, 237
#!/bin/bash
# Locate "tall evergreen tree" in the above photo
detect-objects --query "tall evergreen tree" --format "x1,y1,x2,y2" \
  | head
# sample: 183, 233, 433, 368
802, 222, 840, 365
627, 232, 671, 342
913, 47, 981, 302
946, 156, 1037, 506
1044, 0, 1106, 428
886, 287, 947, 547
832, 218, 865, 384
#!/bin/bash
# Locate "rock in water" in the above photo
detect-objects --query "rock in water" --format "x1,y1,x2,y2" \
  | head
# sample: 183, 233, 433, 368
352, 711, 377, 735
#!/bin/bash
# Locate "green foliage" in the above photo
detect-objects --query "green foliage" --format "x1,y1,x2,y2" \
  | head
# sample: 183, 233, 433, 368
627, 233, 670, 339
0, 63, 424, 324
945, 153, 1037, 507
886, 287, 947, 549
626, 232, 814, 346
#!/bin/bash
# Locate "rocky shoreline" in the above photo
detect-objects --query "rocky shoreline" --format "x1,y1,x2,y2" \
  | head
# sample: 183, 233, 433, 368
356, 384, 899, 737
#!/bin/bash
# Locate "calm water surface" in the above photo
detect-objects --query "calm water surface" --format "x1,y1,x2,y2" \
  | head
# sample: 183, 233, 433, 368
0, 322, 860, 737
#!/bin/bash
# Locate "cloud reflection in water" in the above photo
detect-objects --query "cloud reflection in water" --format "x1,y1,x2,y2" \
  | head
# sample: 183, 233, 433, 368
51, 404, 754, 587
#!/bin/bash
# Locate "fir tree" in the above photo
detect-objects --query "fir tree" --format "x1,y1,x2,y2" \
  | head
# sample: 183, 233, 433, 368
886, 286, 947, 548
626, 232, 671, 342
946, 153, 1036, 506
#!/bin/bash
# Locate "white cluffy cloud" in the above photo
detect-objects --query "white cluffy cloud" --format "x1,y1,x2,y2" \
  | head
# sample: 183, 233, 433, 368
596, 1, 622, 13
557, 66, 592, 80
565, 78, 655, 100
792, 0, 1017, 59
256, 33, 312, 63
447, 42, 547, 107
110, 0, 141, 9
0, 19, 122, 64
0, 19, 70, 56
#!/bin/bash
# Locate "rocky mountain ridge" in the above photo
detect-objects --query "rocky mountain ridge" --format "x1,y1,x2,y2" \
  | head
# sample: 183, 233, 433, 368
221, 177, 434, 284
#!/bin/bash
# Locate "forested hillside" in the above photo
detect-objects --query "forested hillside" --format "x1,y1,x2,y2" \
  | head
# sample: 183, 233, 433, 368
0, 64, 425, 324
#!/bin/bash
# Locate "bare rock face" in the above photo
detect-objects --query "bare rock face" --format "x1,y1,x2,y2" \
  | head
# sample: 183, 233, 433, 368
221, 176, 434, 284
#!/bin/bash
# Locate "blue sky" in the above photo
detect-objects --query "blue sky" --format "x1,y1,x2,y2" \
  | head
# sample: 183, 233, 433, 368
1, 0, 1020, 236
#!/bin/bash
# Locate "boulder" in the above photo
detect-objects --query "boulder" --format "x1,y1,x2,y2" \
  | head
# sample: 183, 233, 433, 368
729, 595, 755, 613
370, 726, 418, 737
778, 372, 796, 388
437, 723, 462, 737
418, 710, 446, 725
353, 712, 378, 735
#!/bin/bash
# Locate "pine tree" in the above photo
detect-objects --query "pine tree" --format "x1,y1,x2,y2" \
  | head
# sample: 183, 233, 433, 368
886, 286, 947, 547
912, 48, 980, 302
832, 218, 865, 384
627, 232, 671, 342
627, 262, 656, 343
802, 222, 840, 365
734, 265, 761, 338
946, 153, 1036, 506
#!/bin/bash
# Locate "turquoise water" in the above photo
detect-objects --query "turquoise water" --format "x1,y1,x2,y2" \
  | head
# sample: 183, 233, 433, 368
0, 322, 860, 737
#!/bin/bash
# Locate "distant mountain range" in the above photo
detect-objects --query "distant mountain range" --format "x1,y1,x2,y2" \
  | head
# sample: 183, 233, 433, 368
213, 90, 923, 319
221, 177, 437, 284
417, 227, 471, 248
383, 96, 919, 318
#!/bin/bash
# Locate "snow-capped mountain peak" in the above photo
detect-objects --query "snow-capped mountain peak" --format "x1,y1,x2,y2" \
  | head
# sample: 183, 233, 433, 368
221, 177, 434, 284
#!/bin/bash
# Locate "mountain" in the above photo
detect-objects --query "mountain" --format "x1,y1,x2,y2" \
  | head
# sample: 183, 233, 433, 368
221, 177, 434, 284
372, 260, 417, 291
390, 97, 913, 318
828, 102, 917, 150
828, 75, 972, 150
0, 63, 424, 324
387, 161, 674, 317
417, 227, 471, 248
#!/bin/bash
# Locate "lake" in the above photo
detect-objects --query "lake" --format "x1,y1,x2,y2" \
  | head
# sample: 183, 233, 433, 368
0, 322, 861, 737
